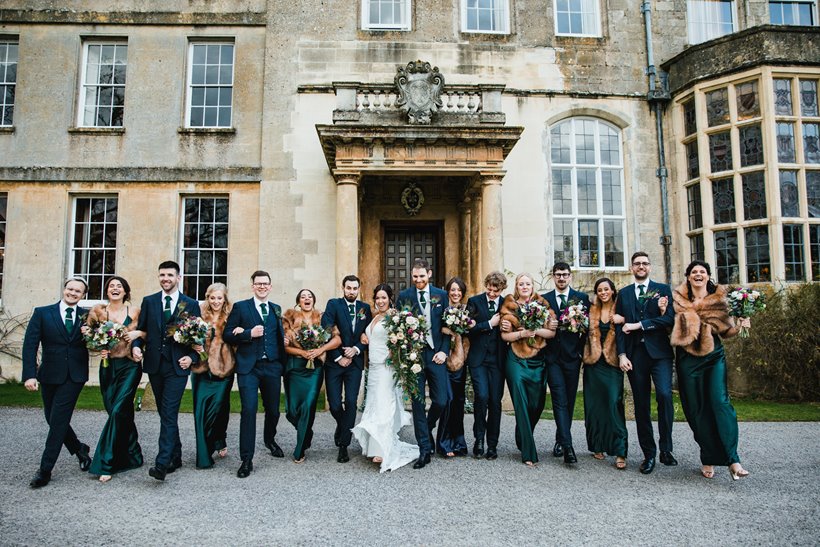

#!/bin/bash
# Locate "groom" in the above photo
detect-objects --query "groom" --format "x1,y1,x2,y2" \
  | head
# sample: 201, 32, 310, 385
398, 259, 450, 469
321, 274, 371, 463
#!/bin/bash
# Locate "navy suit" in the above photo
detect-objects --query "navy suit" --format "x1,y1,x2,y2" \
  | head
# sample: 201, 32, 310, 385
223, 298, 286, 461
320, 297, 371, 448
615, 280, 675, 459
465, 293, 506, 450
133, 291, 200, 468
22, 303, 89, 473
397, 285, 452, 456
542, 288, 590, 449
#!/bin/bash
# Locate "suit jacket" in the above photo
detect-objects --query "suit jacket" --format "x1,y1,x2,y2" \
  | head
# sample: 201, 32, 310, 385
320, 297, 372, 369
22, 303, 89, 384
132, 291, 201, 376
222, 298, 286, 375
465, 293, 506, 368
397, 286, 451, 356
615, 280, 675, 360
541, 288, 591, 366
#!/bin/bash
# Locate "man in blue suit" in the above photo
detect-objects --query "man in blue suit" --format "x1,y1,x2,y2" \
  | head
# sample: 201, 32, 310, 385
223, 270, 286, 478
320, 274, 371, 463
615, 251, 677, 475
465, 271, 508, 460
132, 261, 201, 481
397, 259, 451, 469
541, 262, 590, 465
22, 277, 93, 488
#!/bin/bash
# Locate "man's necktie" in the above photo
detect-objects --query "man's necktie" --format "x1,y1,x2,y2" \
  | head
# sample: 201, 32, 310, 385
419, 291, 427, 311
348, 303, 355, 326
559, 294, 567, 308
163, 296, 172, 323
64, 307, 74, 332
260, 303, 269, 323
639, 285, 646, 297
488, 300, 496, 313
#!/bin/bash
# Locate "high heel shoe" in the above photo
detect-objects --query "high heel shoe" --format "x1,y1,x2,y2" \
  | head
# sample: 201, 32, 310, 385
730, 464, 749, 480
701, 465, 715, 479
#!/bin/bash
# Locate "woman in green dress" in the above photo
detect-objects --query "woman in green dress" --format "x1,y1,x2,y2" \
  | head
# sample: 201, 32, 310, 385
499, 273, 556, 467
582, 277, 628, 470
282, 289, 340, 463
86, 276, 145, 483
670, 260, 751, 480
191, 282, 235, 469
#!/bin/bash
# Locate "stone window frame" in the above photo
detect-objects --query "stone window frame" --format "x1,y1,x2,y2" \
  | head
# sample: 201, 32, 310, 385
184, 40, 235, 129
460, 0, 510, 35
675, 67, 820, 284
768, 0, 818, 26
553, 0, 601, 38
76, 39, 128, 129
686, 0, 737, 45
361, 0, 412, 31
0, 38, 17, 128
69, 194, 118, 303
179, 195, 230, 301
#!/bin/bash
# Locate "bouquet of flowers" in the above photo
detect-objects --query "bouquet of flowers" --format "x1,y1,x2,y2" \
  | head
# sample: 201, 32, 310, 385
442, 305, 475, 336
294, 324, 331, 369
83, 320, 129, 368
558, 301, 589, 335
167, 313, 210, 360
517, 300, 550, 347
728, 287, 766, 339
383, 308, 429, 401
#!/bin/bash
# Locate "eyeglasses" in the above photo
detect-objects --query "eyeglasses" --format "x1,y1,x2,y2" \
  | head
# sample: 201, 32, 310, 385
253, 283, 271, 287
553, 273, 571, 278
632, 261, 651, 267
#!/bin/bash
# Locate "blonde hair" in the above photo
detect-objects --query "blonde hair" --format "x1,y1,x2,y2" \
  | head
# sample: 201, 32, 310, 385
204, 282, 232, 321
512, 272, 535, 302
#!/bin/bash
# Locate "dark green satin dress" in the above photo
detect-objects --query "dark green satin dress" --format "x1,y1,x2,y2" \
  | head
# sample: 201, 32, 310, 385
284, 355, 324, 459
89, 316, 144, 476
676, 337, 740, 466
505, 348, 546, 463
583, 323, 628, 457
192, 364, 234, 469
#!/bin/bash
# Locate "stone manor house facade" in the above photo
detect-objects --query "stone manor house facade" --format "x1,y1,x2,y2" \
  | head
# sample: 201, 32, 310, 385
0, 1, 818, 375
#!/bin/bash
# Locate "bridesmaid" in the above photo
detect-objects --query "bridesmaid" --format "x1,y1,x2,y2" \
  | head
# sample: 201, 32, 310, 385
582, 278, 628, 470
191, 282, 236, 470
670, 260, 751, 480
282, 289, 340, 463
499, 272, 556, 467
436, 276, 470, 458
86, 276, 145, 482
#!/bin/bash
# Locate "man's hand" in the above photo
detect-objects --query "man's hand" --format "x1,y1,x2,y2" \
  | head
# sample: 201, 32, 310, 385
500, 319, 512, 333
24, 378, 38, 391
338, 356, 352, 367
619, 354, 633, 372
622, 322, 642, 334
178, 356, 192, 370
432, 351, 447, 365
489, 313, 501, 328
250, 325, 265, 338
342, 347, 357, 358
132, 347, 143, 361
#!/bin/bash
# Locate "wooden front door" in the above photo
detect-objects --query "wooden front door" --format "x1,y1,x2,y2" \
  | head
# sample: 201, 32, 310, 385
384, 225, 441, 292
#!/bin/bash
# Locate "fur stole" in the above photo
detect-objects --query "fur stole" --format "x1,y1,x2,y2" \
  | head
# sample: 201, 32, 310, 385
282, 308, 338, 364
85, 304, 141, 360
582, 299, 618, 367
191, 302, 235, 377
499, 294, 554, 359
442, 329, 471, 372
670, 283, 740, 356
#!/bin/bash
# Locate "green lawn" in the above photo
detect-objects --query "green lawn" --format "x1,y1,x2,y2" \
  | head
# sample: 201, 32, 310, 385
1, 383, 817, 421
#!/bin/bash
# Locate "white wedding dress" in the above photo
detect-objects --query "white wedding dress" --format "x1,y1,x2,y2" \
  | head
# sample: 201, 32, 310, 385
352, 318, 419, 472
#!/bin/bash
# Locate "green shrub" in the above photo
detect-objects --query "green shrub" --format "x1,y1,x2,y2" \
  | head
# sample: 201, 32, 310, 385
724, 283, 820, 402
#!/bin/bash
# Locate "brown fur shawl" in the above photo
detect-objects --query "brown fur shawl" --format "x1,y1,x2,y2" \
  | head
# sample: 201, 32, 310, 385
442, 329, 471, 372
670, 282, 740, 357
191, 302, 236, 377
582, 299, 618, 367
499, 294, 555, 359
282, 308, 338, 364
85, 304, 142, 360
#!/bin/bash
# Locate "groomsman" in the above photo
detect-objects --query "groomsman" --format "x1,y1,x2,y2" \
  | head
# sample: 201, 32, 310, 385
22, 278, 93, 488
320, 274, 371, 463
615, 251, 677, 475
223, 270, 287, 478
397, 259, 451, 469
132, 261, 201, 481
465, 271, 507, 460
541, 262, 589, 465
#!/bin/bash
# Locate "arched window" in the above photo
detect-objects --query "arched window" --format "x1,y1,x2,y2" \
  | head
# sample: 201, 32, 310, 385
549, 117, 626, 269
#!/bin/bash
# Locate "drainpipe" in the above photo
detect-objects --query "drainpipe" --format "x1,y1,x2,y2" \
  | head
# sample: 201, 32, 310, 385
642, 1, 672, 285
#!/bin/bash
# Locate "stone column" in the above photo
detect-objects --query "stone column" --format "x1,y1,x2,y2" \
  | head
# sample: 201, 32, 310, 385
469, 189, 482, 291
479, 173, 504, 276
458, 198, 472, 293
334, 172, 361, 282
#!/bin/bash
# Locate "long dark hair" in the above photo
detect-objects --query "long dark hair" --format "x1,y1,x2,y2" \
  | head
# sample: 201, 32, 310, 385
294, 288, 317, 308
684, 260, 718, 301
372, 283, 394, 307
592, 277, 617, 307
104, 275, 132, 303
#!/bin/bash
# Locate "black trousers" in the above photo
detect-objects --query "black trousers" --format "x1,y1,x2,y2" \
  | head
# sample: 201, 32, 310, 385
39, 380, 85, 472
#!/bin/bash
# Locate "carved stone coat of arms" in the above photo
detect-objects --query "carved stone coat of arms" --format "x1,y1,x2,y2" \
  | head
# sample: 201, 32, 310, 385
394, 60, 445, 125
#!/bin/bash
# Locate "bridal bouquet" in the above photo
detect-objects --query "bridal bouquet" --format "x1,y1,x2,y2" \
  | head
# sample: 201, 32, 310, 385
442, 305, 475, 336
383, 308, 429, 401
517, 300, 550, 347
294, 324, 331, 369
558, 301, 589, 335
83, 320, 129, 368
728, 288, 766, 339
167, 313, 210, 360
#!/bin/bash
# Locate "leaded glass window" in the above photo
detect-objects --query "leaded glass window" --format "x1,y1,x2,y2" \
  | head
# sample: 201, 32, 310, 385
684, 99, 697, 136
774, 78, 793, 116
736, 80, 760, 121
777, 122, 796, 163
745, 226, 771, 282
801, 79, 819, 117
714, 229, 739, 284
578, 220, 599, 267
686, 140, 700, 179
706, 87, 730, 127
780, 170, 800, 217
712, 177, 736, 224
552, 168, 573, 214
807, 171, 820, 218
688, 183, 703, 230
690, 233, 705, 261
709, 131, 733, 172
804, 123, 820, 164
739, 123, 764, 167
181, 197, 229, 300
554, 219, 574, 264
577, 169, 597, 214
783, 224, 805, 281
742, 171, 767, 220
603, 221, 624, 267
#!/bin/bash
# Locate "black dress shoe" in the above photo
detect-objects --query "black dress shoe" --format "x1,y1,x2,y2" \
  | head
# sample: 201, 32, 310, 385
552, 442, 563, 458
166, 458, 182, 474
236, 459, 253, 478
412, 454, 431, 469
563, 446, 577, 464
337, 446, 350, 463
485, 448, 498, 460
29, 469, 51, 488
76, 443, 92, 472
265, 441, 284, 458
148, 465, 167, 481
640, 457, 656, 475
659, 451, 678, 466
473, 439, 485, 458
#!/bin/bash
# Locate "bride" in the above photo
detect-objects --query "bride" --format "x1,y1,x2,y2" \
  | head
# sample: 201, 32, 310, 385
352, 283, 419, 472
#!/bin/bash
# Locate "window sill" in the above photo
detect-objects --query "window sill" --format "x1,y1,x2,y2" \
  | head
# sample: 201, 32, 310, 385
68, 126, 125, 134
178, 127, 236, 135
0, 126, 13, 134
